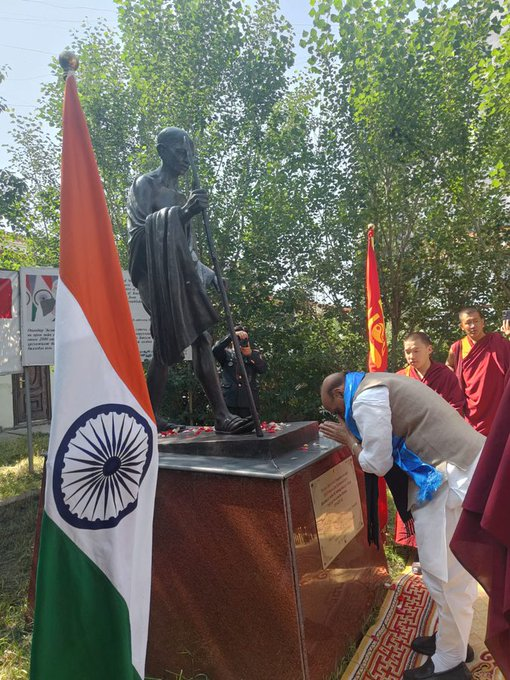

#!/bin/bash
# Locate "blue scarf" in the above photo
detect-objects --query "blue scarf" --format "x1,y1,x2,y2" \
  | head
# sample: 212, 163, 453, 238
344, 372, 443, 505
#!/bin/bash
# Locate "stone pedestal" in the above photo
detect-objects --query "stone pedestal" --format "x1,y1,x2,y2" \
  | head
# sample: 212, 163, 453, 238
147, 423, 388, 680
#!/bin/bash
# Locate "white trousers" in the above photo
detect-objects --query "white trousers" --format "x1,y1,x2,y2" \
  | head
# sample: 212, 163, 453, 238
413, 484, 478, 673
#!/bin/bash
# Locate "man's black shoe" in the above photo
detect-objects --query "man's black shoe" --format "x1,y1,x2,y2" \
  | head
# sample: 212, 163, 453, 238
403, 658, 472, 679
411, 633, 474, 663
411, 633, 437, 656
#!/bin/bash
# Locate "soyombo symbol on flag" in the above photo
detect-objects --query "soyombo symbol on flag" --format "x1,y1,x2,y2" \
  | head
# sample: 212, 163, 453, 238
30, 65, 158, 680
365, 225, 388, 373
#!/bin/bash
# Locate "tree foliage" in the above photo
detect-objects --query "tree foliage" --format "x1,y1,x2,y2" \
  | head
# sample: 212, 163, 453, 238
305, 0, 508, 364
1, 0, 508, 420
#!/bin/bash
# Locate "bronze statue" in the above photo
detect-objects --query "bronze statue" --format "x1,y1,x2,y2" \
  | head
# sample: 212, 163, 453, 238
127, 127, 254, 434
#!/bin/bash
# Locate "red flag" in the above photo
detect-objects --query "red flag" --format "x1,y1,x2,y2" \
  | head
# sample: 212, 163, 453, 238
366, 225, 388, 372
365, 224, 388, 529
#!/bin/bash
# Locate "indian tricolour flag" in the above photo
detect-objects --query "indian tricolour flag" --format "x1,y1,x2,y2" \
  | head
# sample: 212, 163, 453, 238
30, 70, 158, 680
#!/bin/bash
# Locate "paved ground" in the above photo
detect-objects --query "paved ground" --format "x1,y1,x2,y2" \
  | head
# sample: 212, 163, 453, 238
0, 422, 50, 443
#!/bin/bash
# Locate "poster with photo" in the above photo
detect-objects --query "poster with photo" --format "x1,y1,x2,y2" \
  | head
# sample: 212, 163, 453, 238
19, 268, 153, 366
20, 267, 59, 367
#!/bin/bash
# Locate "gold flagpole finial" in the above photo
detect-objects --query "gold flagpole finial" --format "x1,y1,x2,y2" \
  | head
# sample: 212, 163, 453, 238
59, 51, 79, 79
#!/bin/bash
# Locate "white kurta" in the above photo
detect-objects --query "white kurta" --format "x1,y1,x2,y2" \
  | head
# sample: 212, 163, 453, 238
352, 385, 480, 672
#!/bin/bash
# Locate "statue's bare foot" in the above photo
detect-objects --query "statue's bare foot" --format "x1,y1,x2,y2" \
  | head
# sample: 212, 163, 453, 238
214, 415, 254, 435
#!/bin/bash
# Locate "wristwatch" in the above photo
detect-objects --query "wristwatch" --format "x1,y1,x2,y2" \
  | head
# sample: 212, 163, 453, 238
350, 440, 362, 455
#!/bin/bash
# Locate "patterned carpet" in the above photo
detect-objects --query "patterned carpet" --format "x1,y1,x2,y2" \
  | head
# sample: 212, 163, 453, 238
341, 569, 504, 680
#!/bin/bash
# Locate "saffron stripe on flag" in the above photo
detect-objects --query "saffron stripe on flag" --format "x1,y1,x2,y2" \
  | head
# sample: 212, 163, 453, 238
60, 74, 153, 420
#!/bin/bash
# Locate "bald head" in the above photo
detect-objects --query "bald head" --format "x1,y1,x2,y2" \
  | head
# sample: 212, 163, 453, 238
156, 126, 190, 148
458, 306, 484, 321
321, 372, 345, 399
321, 372, 346, 416
403, 332, 433, 373
156, 127, 194, 175
458, 307, 485, 342
404, 331, 432, 346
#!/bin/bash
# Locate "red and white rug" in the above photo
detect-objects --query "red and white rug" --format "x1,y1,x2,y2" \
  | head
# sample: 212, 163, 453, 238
341, 570, 503, 680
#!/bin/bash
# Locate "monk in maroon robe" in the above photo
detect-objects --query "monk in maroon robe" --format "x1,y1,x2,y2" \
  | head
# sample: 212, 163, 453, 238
446, 307, 510, 436
395, 331, 465, 548
450, 379, 510, 678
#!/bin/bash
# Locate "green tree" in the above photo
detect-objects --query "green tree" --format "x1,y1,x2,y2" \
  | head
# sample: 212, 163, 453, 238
0, 169, 27, 229
6, 0, 348, 421
305, 0, 509, 366
468, 1, 510, 310
0, 169, 40, 268
5, 0, 509, 421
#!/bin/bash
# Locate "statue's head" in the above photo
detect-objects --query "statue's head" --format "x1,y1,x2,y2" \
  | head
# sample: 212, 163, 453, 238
156, 127, 194, 175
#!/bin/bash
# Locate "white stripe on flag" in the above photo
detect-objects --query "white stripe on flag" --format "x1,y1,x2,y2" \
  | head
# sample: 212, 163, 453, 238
45, 280, 158, 676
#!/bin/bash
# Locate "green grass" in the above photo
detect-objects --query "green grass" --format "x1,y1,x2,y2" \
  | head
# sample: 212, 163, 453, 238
0, 434, 46, 679
0, 434, 47, 500
384, 490, 412, 580
325, 603, 381, 680
0, 494, 38, 680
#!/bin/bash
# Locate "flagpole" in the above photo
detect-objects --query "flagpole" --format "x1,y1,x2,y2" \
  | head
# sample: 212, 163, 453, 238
23, 367, 34, 473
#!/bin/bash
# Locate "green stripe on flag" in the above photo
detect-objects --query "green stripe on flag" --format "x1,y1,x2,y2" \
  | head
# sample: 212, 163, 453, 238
30, 512, 141, 680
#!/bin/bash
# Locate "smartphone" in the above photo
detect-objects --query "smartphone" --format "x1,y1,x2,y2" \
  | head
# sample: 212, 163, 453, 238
503, 309, 510, 322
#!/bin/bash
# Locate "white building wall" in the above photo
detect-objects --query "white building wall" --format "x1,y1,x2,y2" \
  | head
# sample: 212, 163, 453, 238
0, 374, 14, 429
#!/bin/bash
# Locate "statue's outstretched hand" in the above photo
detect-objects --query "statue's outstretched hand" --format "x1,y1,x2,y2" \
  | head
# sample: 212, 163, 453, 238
196, 263, 227, 293
213, 275, 228, 292
182, 188, 208, 219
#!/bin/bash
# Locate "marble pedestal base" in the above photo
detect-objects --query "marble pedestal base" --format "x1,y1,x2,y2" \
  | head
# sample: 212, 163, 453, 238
147, 423, 388, 680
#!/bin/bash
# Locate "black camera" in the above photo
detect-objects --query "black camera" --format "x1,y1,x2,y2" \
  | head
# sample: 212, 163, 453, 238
239, 337, 249, 347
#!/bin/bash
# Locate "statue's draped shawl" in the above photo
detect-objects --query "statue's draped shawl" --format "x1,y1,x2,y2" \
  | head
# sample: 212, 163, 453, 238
127, 176, 151, 288
145, 206, 218, 365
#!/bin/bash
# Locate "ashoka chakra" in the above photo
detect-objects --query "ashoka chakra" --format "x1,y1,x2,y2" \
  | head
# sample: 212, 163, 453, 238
53, 404, 153, 529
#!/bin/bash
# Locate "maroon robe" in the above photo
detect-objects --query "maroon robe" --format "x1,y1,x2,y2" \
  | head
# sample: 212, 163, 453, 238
394, 361, 465, 546
450, 381, 510, 678
450, 332, 510, 436
397, 361, 465, 415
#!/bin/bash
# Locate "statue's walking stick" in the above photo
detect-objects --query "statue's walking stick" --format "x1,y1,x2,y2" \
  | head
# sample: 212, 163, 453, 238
187, 149, 264, 438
